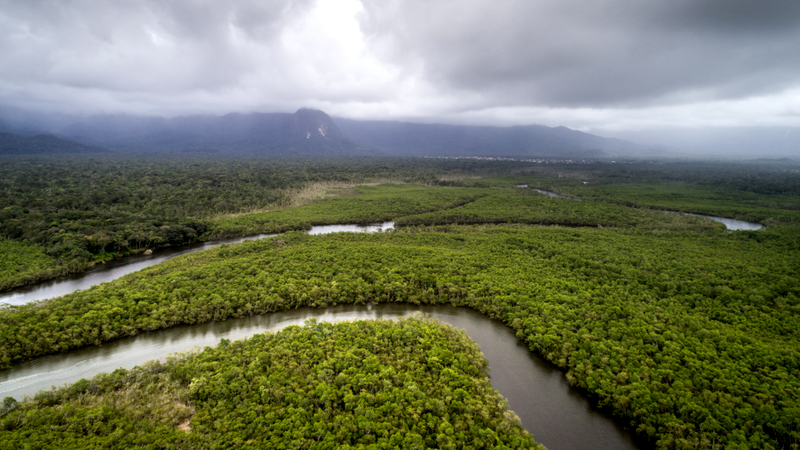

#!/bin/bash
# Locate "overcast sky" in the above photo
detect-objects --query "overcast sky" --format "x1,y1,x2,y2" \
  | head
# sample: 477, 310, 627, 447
2, 0, 800, 133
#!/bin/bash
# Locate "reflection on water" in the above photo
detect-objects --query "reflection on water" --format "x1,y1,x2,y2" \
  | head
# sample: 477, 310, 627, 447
0, 234, 276, 306
0, 222, 394, 306
307, 221, 394, 235
518, 188, 763, 230
531, 189, 568, 198
689, 214, 763, 231
0, 304, 647, 450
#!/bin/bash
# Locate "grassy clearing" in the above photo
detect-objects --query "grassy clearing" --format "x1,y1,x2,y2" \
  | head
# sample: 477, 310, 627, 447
208, 184, 489, 238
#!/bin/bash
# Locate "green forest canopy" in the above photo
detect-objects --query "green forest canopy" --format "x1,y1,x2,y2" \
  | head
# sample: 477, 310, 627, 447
2, 156, 798, 291
2, 223, 798, 449
0, 317, 540, 449
1, 155, 799, 449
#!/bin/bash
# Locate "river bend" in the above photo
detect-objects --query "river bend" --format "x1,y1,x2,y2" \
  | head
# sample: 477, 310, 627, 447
0, 304, 647, 450
0, 222, 394, 306
515, 186, 763, 230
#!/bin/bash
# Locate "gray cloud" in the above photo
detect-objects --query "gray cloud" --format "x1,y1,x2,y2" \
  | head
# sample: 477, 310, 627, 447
0, 0, 798, 132
358, 0, 800, 107
0, 0, 318, 110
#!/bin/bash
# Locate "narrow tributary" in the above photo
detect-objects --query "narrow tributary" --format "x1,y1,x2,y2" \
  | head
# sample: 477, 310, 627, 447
516, 185, 763, 230
0, 222, 394, 306
688, 213, 763, 231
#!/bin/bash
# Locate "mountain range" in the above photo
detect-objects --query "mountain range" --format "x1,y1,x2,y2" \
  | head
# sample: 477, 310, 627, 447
0, 107, 653, 158
335, 118, 645, 158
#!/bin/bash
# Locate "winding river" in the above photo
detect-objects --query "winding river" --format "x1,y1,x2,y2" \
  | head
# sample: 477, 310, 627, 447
515, 186, 763, 230
0, 222, 394, 306
0, 219, 654, 448
0, 202, 761, 308
516, 185, 569, 199
687, 213, 763, 231
0, 209, 758, 448
0, 304, 649, 450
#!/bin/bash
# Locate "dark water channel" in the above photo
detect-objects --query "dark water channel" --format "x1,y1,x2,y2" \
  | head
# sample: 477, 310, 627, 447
0, 222, 394, 306
0, 304, 648, 450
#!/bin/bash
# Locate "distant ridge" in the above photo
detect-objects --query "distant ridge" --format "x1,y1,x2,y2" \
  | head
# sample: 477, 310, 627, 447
334, 119, 647, 158
62, 108, 368, 156
1, 107, 652, 158
0, 132, 105, 155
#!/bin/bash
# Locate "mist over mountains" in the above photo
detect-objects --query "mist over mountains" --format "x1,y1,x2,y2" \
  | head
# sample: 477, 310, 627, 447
0, 132, 104, 155
5, 106, 797, 160
2, 104, 797, 159
335, 118, 646, 158
0, 107, 661, 159
599, 127, 800, 159
57, 108, 365, 156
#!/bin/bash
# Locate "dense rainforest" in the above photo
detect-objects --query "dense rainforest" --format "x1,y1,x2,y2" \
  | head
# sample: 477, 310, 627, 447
0, 317, 539, 449
1, 155, 799, 449
0, 156, 516, 291
2, 223, 799, 448
4, 156, 798, 292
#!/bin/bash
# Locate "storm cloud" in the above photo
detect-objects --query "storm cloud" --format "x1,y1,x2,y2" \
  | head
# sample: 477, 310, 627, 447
1, 0, 799, 131
0, 0, 395, 116
359, 0, 800, 108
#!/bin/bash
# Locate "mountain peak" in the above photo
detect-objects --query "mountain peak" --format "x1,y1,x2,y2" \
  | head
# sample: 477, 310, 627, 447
291, 108, 346, 142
